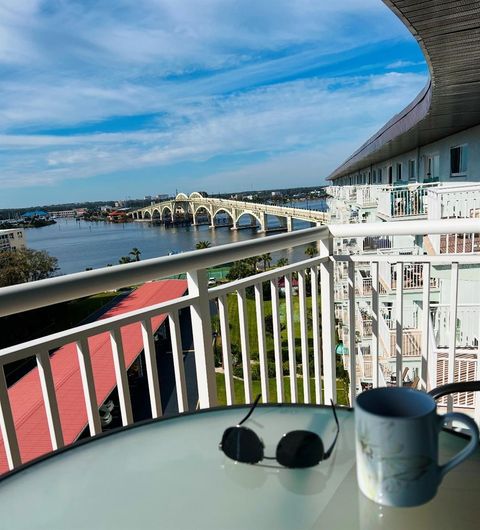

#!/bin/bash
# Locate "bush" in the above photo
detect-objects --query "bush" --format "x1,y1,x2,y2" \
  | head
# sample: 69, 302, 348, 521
233, 364, 243, 378
251, 364, 261, 380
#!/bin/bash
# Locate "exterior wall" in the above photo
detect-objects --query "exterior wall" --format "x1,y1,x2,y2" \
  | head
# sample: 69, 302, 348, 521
332, 124, 480, 186
0, 229, 26, 251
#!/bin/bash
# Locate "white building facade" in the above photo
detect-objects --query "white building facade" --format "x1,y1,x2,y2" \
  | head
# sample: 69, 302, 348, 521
0, 229, 26, 252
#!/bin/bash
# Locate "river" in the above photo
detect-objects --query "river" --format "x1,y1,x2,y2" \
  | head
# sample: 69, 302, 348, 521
25, 199, 327, 275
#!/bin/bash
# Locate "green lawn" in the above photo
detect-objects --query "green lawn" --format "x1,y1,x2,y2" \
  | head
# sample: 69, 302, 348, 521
216, 373, 349, 406
63, 291, 121, 326
213, 291, 349, 407
225, 291, 314, 361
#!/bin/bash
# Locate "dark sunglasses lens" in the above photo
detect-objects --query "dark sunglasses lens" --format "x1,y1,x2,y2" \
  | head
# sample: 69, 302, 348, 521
276, 430, 324, 468
220, 426, 264, 464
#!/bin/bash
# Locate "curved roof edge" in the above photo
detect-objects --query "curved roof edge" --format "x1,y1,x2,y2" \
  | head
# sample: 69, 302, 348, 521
328, 0, 480, 181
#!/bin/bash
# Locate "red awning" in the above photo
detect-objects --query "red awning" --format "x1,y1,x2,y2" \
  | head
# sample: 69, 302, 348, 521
0, 279, 187, 474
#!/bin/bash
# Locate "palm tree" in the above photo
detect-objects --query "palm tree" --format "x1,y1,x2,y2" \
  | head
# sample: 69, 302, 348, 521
260, 253, 272, 270
305, 245, 318, 258
276, 257, 289, 268
129, 247, 141, 261
245, 256, 260, 274
196, 240, 211, 250
119, 256, 132, 264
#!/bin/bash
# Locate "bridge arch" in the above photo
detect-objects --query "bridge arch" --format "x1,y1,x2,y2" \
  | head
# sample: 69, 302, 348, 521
236, 210, 262, 228
152, 208, 161, 220
175, 192, 189, 201
143, 210, 152, 220
213, 208, 234, 227
189, 192, 205, 199
161, 205, 173, 219
194, 205, 211, 217
213, 208, 234, 221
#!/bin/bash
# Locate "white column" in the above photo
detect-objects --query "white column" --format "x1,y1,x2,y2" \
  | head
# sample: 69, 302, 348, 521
187, 269, 218, 408
320, 233, 336, 403
230, 209, 238, 230
286, 216, 293, 232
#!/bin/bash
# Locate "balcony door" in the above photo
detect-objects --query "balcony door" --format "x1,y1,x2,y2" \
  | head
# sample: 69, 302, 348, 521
424, 154, 440, 181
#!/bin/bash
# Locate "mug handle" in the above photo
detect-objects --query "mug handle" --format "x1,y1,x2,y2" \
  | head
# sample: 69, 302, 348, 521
438, 412, 479, 480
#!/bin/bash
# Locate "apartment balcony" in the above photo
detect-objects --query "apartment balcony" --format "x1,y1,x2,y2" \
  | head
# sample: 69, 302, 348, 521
377, 183, 440, 220
0, 218, 479, 480
426, 184, 480, 254
354, 185, 382, 208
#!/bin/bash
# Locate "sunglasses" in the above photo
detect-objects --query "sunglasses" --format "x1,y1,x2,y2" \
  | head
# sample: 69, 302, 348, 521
219, 396, 340, 468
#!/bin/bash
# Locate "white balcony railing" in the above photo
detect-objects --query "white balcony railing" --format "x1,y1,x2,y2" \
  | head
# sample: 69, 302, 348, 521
377, 183, 440, 219
1, 218, 480, 473
432, 304, 480, 349
427, 184, 480, 254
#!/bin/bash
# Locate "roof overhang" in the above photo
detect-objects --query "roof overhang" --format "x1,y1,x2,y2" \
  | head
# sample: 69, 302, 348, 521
328, 0, 480, 181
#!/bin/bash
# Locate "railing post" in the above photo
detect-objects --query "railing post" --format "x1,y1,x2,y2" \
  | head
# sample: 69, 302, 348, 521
0, 366, 21, 470
395, 263, 404, 386
187, 269, 218, 408
271, 278, 284, 403
109, 328, 134, 425
347, 261, 357, 404
36, 350, 64, 450
448, 263, 459, 413
218, 295, 234, 405
285, 273, 297, 403
76, 338, 102, 436
310, 267, 322, 404
320, 232, 336, 403
421, 263, 431, 391
140, 318, 163, 418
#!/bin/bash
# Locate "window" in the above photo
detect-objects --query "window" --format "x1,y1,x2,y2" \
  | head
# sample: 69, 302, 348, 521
450, 145, 468, 176
378, 168, 383, 183
372, 170, 377, 184
396, 163, 402, 181
424, 154, 440, 180
408, 160, 416, 181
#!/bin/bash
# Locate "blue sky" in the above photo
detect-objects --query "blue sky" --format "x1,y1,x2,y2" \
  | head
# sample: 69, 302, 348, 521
0, 0, 428, 208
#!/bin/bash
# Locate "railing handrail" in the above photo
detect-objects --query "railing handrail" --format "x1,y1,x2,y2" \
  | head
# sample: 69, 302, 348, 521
0, 295, 197, 364
0, 225, 330, 317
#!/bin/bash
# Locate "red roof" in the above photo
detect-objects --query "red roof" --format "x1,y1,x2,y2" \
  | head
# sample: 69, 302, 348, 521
0, 279, 187, 474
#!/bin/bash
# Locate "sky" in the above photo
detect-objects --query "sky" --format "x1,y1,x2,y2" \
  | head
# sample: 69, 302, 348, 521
0, 0, 429, 208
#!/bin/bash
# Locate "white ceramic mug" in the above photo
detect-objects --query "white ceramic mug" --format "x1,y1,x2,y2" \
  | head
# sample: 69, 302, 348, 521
355, 387, 479, 507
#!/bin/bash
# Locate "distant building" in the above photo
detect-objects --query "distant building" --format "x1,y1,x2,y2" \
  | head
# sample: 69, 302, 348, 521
0, 228, 26, 251
21, 210, 49, 220
154, 194, 169, 201
49, 210, 76, 218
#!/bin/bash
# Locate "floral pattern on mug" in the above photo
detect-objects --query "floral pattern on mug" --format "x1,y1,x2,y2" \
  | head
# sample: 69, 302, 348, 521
357, 419, 433, 499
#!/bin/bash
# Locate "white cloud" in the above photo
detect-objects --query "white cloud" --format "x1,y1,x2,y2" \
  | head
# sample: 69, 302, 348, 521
386, 60, 424, 69
0, 71, 427, 190
0, 0, 427, 203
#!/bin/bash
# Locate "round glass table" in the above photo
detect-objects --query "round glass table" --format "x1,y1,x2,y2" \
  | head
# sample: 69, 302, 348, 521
0, 404, 479, 529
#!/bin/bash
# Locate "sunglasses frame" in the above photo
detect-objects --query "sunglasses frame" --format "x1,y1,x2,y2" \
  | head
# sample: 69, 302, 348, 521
219, 395, 340, 468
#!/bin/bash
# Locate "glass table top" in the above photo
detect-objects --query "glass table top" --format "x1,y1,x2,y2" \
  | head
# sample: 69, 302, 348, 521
0, 404, 479, 530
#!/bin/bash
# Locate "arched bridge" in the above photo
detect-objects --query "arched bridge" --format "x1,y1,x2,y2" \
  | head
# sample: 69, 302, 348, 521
129, 192, 329, 232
